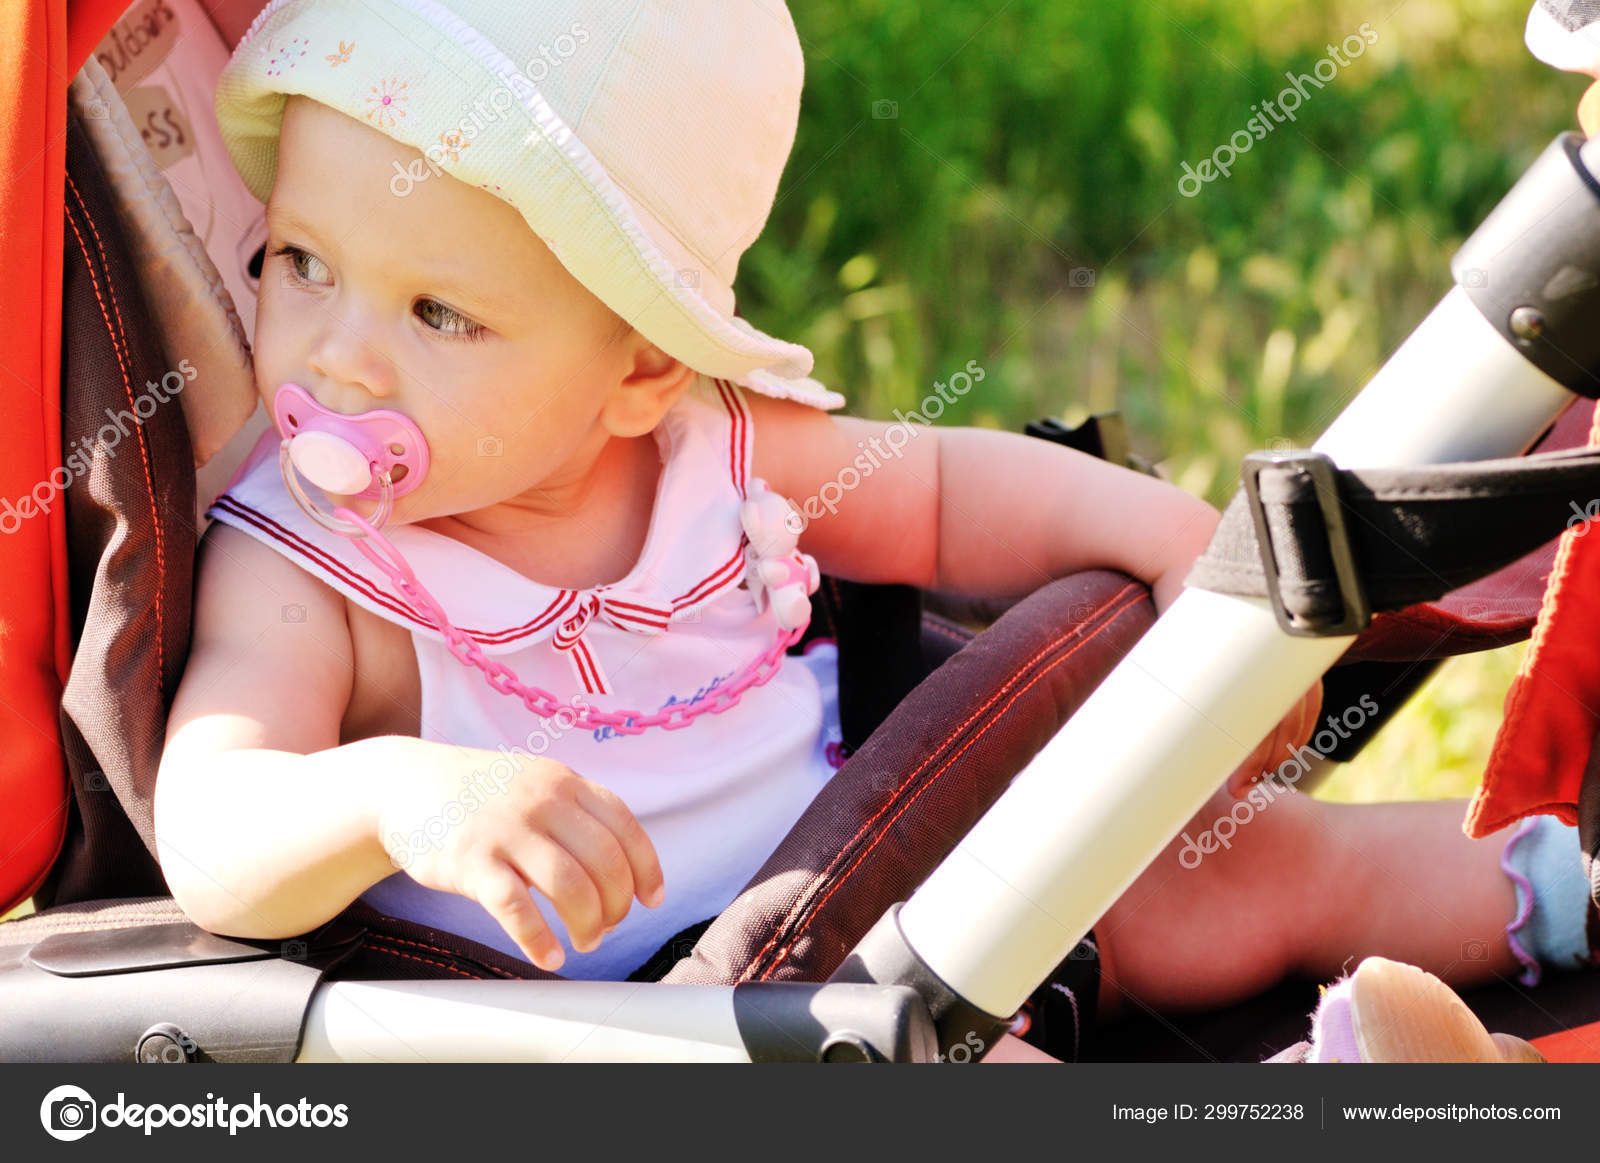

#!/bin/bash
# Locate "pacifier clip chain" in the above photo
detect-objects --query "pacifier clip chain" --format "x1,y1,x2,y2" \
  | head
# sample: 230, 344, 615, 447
271, 381, 802, 735
338, 504, 801, 735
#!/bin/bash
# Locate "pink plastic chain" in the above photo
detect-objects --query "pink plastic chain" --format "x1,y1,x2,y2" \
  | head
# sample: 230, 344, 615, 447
333, 505, 803, 735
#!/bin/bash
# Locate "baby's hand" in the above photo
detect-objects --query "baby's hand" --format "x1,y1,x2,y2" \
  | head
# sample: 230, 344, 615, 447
376, 750, 664, 971
1225, 680, 1322, 799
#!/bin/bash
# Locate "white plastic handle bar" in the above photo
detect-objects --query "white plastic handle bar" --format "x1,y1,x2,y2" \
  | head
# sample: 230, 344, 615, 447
896, 287, 1580, 1018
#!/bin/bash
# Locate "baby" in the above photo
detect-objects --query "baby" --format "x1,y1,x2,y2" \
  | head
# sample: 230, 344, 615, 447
157, 0, 1581, 1055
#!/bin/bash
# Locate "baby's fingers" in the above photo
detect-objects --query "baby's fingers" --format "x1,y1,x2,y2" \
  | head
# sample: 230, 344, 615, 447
506, 838, 606, 954
555, 808, 641, 930
575, 781, 665, 908
469, 862, 564, 971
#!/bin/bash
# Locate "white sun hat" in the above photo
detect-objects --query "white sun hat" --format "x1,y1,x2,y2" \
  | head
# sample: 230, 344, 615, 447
215, 0, 845, 410
1526, 0, 1600, 73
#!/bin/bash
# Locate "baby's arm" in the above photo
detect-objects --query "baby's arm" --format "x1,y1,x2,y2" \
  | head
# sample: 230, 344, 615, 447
747, 396, 1218, 607
156, 522, 393, 939
749, 395, 1317, 790
156, 523, 661, 970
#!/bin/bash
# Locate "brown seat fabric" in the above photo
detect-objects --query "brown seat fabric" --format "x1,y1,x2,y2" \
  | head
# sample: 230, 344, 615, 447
33, 111, 195, 910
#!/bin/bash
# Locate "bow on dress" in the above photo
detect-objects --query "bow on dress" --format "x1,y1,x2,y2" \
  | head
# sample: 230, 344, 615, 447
550, 587, 674, 695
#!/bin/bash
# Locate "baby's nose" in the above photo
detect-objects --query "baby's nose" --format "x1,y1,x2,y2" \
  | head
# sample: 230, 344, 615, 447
305, 322, 399, 402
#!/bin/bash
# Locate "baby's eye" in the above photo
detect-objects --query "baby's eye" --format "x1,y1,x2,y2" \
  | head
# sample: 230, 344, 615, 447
272, 244, 332, 286
414, 297, 486, 341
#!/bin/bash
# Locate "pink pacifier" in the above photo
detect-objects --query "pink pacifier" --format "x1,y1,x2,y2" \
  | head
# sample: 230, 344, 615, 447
272, 382, 430, 534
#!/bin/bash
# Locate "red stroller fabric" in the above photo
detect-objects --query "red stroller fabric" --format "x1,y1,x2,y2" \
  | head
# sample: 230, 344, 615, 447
0, 0, 144, 913
1466, 404, 1600, 838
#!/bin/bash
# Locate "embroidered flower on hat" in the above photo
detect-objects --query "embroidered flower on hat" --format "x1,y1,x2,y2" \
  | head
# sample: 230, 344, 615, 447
326, 40, 355, 68
365, 76, 409, 129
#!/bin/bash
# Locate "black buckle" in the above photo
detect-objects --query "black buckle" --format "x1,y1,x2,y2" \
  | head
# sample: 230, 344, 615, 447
1240, 450, 1371, 638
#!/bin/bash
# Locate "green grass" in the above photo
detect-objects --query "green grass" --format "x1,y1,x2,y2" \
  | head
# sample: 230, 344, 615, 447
1316, 643, 1528, 803
746, 0, 1575, 802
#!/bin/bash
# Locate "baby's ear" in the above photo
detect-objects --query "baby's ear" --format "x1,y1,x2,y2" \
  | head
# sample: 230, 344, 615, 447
601, 333, 695, 438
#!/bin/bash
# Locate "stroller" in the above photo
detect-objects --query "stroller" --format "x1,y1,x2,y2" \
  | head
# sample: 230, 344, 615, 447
7, 0, 1600, 1063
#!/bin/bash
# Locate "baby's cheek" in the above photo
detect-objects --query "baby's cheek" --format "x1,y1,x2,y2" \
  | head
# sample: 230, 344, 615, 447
251, 296, 295, 400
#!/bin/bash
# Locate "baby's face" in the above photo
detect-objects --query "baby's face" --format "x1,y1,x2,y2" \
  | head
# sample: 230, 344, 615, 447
254, 97, 636, 523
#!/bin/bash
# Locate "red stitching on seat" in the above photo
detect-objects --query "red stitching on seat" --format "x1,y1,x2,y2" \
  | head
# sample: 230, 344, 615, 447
378, 933, 518, 979
739, 581, 1144, 980
744, 585, 1147, 981
921, 616, 975, 647
366, 939, 481, 979
62, 176, 166, 689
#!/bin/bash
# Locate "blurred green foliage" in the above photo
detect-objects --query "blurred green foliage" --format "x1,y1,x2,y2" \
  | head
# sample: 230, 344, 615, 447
750, 0, 1579, 498
738, 0, 1583, 801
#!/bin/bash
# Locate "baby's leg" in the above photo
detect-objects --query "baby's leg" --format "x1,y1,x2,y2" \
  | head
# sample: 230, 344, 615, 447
1093, 789, 1522, 1019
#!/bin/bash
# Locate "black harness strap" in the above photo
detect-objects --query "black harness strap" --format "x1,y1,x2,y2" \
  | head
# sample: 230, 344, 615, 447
1187, 447, 1600, 636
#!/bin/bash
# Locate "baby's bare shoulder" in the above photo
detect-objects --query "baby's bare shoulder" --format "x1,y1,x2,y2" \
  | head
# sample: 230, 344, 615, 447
164, 522, 354, 759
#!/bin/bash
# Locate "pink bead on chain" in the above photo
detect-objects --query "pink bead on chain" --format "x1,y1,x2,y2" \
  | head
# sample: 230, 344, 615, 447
333, 505, 803, 735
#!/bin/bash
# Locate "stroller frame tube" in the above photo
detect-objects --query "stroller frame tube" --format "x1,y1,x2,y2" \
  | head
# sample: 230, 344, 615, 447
299, 980, 752, 1062
298, 979, 940, 1062
896, 285, 1580, 1019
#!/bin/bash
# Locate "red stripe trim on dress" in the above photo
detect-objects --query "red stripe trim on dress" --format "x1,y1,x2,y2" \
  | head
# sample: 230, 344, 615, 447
673, 538, 747, 609
214, 494, 746, 645
572, 639, 603, 694
213, 495, 429, 628
211, 495, 579, 644
713, 378, 750, 495
607, 613, 672, 631
604, 598, 674, 624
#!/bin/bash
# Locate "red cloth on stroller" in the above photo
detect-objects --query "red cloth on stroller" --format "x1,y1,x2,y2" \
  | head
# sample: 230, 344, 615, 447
1466, 406, 1600, 838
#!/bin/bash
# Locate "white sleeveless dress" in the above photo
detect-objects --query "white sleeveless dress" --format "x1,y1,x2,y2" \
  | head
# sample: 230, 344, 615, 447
209, 375, 843, 979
